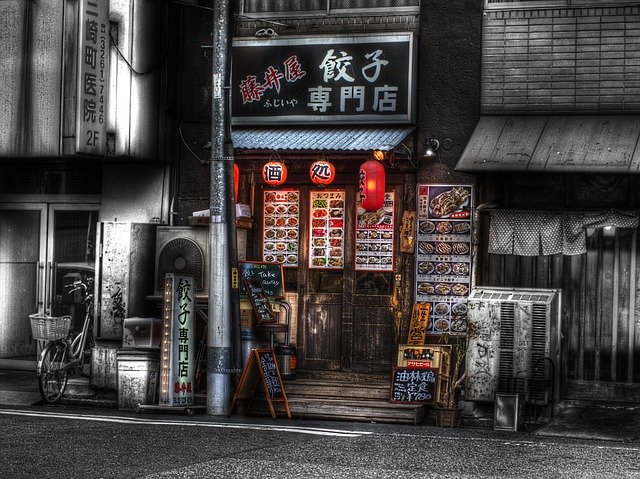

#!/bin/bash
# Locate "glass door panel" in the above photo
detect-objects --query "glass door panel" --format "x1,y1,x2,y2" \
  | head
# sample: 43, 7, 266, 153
0, 204, 46, 359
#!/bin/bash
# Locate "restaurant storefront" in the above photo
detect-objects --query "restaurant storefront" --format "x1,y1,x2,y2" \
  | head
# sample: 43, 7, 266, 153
229, 32, 419, 374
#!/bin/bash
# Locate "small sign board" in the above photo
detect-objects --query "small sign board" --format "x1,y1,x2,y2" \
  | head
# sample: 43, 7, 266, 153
389, 367, 437, 405
244, 279, 276, 324
239, 261, 285, 298
230, 349, 291, 419
407, 303, 431, 345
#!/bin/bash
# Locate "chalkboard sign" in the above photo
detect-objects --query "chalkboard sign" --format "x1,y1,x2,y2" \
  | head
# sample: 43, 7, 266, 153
229, 349, 291, 419
389, 367, 437, 404
244, 279, 276, 323
239, 261, 285, 298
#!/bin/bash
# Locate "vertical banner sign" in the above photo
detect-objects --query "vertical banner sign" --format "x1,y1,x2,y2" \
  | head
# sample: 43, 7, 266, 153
415, 185, 473, 335
355, 191, 394, 271
76, 0, 109, 155
159, 274, 195, 407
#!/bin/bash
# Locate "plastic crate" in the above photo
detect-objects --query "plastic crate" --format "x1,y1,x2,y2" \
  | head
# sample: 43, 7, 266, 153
29, 314, 71, 341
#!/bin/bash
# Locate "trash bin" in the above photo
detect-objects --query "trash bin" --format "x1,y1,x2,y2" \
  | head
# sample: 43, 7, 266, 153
275, 343, 297, 380
116, 347, 160, 411
241, 328, 269, 366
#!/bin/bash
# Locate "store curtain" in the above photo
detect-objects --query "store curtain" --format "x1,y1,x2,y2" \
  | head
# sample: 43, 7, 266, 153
488, 209, 639, 256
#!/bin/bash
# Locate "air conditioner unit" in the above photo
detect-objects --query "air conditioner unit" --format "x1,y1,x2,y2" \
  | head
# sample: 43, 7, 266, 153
154, 226, 210, 297
464, 287, 560, 403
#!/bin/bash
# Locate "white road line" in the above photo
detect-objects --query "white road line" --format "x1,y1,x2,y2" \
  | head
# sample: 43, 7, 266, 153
0, 408, 371, 437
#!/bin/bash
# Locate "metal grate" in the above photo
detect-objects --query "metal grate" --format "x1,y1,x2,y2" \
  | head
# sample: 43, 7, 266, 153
242, 0, 419, 14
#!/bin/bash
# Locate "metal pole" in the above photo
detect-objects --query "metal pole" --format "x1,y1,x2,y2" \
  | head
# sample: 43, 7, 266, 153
208, 0, 233, 416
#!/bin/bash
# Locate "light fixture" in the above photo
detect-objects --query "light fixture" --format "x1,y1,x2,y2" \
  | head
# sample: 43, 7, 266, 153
423, 138, 440, 158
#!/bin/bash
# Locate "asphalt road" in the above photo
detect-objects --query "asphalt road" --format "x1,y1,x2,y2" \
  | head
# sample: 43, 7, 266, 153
2, 406, 640, 478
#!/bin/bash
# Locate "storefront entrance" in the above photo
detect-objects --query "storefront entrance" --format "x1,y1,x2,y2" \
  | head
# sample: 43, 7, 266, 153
0, 201, 99, 361
258, 180, 408, 374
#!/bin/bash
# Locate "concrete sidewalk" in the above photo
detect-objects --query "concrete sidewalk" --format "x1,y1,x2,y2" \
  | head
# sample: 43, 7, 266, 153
2, 368, 639, 443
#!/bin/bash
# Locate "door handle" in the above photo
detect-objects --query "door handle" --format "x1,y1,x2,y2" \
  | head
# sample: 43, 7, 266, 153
46, 261, 53, 314
35, 261, 42, 310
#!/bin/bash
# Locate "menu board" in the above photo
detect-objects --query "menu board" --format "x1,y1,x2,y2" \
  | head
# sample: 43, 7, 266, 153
389, 367, 437, 404
415, 184, 473, 335
263, 189, 300, 267
244, 279, 276, 323
309, 190, 345, 269
355, 192, 394, 272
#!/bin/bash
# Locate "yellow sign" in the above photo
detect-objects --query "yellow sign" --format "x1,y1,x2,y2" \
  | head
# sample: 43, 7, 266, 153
231, 267, 239, 289
407, 303, 431, 345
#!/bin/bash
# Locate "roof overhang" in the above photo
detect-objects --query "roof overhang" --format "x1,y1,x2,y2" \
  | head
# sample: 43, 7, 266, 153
456, 115, 640, 173
231, 126, 416, 153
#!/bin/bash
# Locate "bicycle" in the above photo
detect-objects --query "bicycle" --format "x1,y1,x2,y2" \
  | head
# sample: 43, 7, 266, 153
32, 277, 95, 404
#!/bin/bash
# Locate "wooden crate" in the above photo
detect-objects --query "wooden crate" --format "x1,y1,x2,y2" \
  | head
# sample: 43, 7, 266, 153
397, 344, 452, 376
435, 374, 451, 405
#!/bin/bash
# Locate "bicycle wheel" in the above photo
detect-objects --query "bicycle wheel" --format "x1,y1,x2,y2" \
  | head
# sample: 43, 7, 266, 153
38, 340, 70, 404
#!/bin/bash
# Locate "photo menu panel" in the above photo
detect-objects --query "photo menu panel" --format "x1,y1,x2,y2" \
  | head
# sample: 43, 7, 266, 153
415, 185, 473, 335
262, 190, 300, 267
309, 190, 346, 269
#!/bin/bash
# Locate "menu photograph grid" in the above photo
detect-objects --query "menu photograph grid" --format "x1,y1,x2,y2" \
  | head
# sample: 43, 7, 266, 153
262, 189, 300, 267
309, 190, 345, 269
415, 184, 473, 335
355, 191, 395, 272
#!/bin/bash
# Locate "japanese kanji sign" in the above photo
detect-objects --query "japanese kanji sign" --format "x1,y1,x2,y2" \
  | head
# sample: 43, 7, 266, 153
231, 33, 415, 124
389, 367, 437, 404
76, 0, 109, 155
159, 274, 195, 407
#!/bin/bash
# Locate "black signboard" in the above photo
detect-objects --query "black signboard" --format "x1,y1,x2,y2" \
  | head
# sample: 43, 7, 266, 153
239, 261, 285, 298
231, 33, 415, 124
229, 349, 291, 419
244, 279, 276, 324
389, 367, 437, 404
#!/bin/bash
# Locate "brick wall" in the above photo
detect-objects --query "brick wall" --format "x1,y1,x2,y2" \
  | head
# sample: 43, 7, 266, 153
482, 6, 640, 113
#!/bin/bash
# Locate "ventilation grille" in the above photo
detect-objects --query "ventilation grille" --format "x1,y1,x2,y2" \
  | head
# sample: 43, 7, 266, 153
469, 288, 556, 304
156, 238, 204, 291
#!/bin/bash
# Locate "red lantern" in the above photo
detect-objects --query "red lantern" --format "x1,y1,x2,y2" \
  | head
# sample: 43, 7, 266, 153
233, 163, 240, 203
262, 161, 287, 186
359, 160, 386, 211
309, 160, 336, 185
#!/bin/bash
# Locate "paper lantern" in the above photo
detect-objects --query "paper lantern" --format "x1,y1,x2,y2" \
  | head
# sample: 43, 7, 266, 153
309, 160, 336, 185
262, 161, 287, 186
359, 160, 386, 211
233, 163, 239, 203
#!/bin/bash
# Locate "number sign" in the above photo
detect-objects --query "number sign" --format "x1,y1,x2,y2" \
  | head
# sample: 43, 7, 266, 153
389, 367, 437, 405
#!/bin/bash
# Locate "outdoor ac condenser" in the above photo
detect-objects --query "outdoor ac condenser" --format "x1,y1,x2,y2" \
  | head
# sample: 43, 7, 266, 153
154, 226, 210, 297
464, 287, 561, 403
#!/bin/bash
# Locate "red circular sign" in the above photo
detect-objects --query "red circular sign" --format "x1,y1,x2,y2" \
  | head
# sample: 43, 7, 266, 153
309, 160, 336, 185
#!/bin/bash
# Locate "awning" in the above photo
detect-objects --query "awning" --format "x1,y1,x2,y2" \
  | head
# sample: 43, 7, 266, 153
456, 115, 640, 173
231, 126, 415, 152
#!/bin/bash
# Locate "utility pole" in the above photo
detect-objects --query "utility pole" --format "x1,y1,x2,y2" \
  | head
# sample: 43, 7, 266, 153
208, 0, 235, 415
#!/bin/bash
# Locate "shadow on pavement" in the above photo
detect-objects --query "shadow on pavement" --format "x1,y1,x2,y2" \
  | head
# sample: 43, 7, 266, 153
535, 400, 640, 442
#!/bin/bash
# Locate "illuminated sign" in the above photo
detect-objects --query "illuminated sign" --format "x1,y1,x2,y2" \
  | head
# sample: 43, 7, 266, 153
232, 33, 415, 124
76, 0, 109, 155
159, 274, 195, 407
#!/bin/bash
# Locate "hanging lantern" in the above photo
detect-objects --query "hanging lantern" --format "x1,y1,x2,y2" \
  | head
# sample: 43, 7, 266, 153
233, 163, 240, 203
262, 161, 287, 186
359, 160, 386, 211
309, 159, 336, 185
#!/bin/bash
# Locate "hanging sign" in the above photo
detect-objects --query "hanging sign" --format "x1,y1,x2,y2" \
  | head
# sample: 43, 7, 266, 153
406, 303, 431, 345
159, 274, 195, 407
75, 0, 110, 155
309, 190, 345, 269
355, 191, 394, 272
262, 161, 288, 186
415, 184, 473, 336
309, 160, 336, 185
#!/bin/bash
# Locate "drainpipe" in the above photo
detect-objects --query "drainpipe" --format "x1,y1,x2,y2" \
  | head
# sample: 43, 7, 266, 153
208, 0, 235, 416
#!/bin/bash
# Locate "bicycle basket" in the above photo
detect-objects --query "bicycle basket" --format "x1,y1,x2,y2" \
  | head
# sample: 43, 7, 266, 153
29, 314, 71, 341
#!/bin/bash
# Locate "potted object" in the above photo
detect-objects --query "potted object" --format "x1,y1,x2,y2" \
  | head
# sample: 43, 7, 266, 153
435, 335, 466, 427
